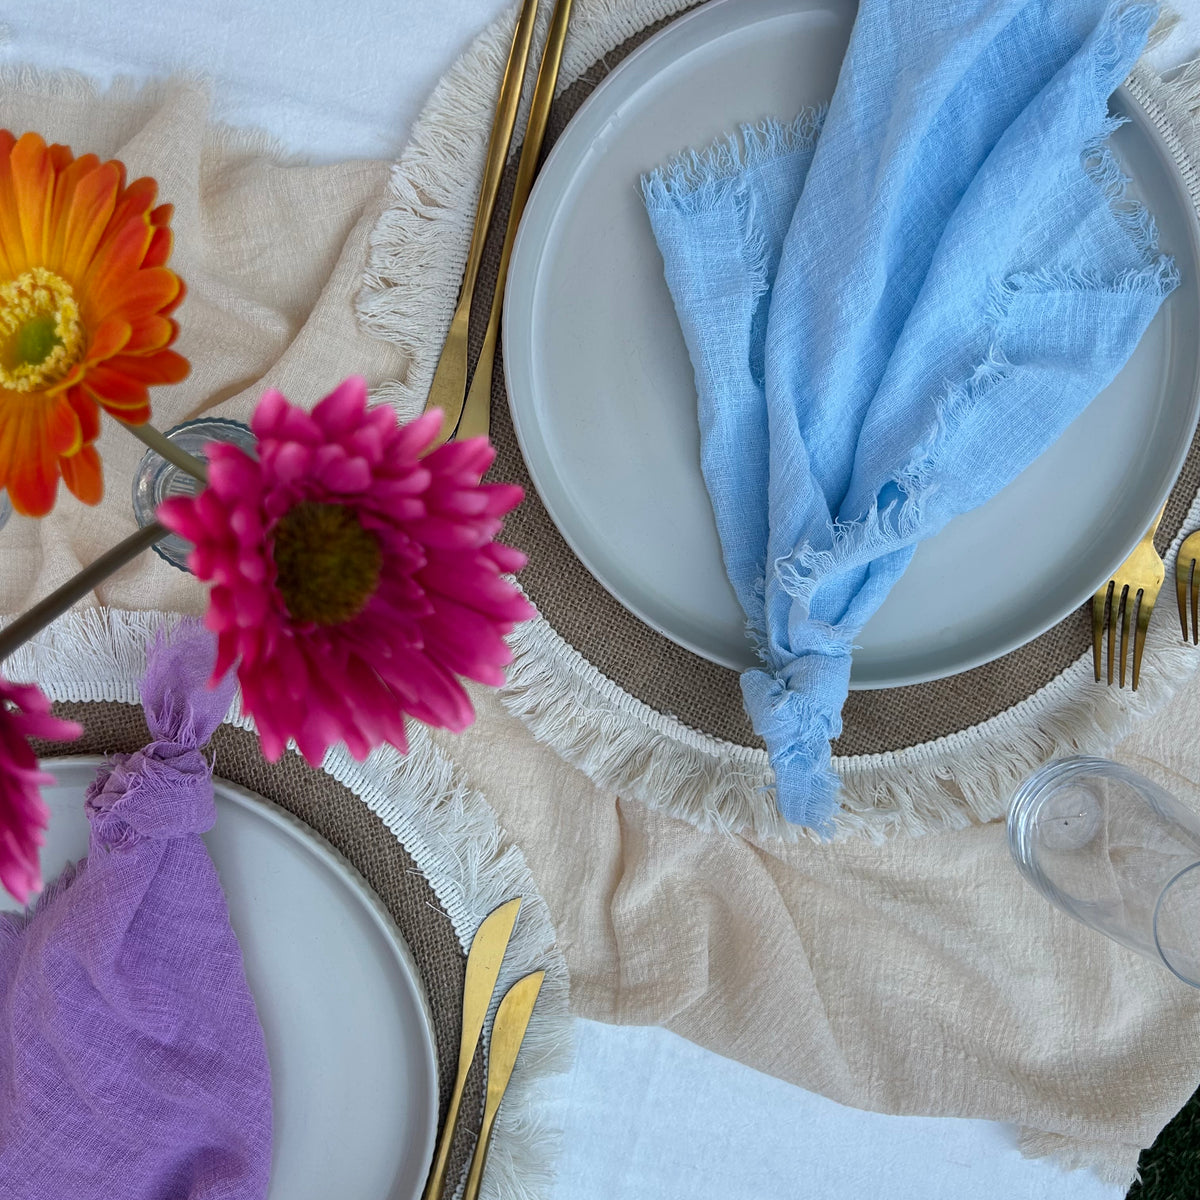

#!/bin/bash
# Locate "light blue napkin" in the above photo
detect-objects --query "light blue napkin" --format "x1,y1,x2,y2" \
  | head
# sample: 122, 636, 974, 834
644, 0, 1177, 834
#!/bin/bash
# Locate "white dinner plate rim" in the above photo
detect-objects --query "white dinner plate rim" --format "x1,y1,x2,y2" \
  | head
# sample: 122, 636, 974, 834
502, 0, 1200, 689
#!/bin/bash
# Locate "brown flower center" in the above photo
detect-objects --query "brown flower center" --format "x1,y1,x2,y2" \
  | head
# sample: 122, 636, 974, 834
0, 269, 85, 392
271, 501, 383, 626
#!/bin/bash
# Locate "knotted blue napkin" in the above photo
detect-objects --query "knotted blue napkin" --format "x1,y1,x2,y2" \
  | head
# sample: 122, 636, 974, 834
644, 0, 1177, 832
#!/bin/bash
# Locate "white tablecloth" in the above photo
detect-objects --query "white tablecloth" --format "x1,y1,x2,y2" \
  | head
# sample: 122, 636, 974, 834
6, 1, 1198, 1196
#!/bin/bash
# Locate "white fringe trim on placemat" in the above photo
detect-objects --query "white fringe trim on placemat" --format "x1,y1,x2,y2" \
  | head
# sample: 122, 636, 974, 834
357, 0, 1200, 847
3, 606, 571, 1200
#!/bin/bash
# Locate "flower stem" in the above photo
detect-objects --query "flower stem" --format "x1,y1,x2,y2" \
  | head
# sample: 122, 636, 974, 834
118, 419, 209, 484
0, 521, 169, 665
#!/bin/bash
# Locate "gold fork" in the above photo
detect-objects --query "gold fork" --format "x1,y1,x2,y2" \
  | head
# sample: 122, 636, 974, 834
1177, 528, 1200, 644
1092, 506, 1166, 690
424, 0, 540, 449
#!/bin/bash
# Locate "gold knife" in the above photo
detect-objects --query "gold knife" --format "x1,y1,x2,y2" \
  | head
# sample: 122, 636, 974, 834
457, 0, 575, 441
462, 970, 546, 1200
425, 0, 541, 448
421, 897, 522, 1200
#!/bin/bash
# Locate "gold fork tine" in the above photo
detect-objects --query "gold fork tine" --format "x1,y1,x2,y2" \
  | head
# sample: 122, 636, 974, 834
1108, 585, 1120, 685
1092, 582, 1108, 682
1092, 507, 1166, 691
1173, 532, 1200, 645
1192, 562, 1199, 646
1179, 567, 1191, 642
1133, 587, 1156, 690
1118, 586, 1133, 688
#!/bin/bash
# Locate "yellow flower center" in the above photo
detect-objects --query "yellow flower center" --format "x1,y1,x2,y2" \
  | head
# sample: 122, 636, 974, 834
0, 269, 85, 392
272, 500, 383, 626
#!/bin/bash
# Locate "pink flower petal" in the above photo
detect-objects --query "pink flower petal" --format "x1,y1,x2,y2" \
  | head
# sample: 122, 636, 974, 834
169, 378, 531, 768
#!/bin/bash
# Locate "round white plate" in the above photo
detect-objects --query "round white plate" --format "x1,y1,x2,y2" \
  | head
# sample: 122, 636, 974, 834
504, 0, 1200, 688
3, 758, 439, 1200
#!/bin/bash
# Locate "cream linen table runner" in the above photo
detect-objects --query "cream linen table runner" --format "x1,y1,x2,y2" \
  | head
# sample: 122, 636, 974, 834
3, 15, 1200, 1186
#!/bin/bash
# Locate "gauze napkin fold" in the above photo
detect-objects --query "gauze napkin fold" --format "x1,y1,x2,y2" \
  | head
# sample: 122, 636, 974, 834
0, 623, 272, 1199
644, 0, 1178, 831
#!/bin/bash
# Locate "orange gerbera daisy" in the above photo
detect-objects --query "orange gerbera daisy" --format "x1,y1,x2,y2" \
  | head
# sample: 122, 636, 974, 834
0, 131, 188, 517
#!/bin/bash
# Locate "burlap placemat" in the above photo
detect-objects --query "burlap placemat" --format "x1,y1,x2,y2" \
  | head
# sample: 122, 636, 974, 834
33, 703, 483, 1198
476, 16, 1200, 758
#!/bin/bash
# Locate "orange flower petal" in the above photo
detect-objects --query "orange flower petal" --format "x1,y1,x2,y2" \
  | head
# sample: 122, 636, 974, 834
47, 142, 73, 172
60, 443, 102, 506
84, 367, 151, 417
45, 394, 83, 457
142, 224, 173, 270
107, 347, 190, 385
4, 405, 59, 518
58, 160, 120, 279
66, 385, 101, 444
46, 151, 100, 267
81, 175, 156, 280
161, 275, 186, 318
89, 264, 181, 323
81, 215, 152, 302
123, 314, 174, 354
10, 132, 54, 268
85, 316, 132, 364
0, 132, 34, 275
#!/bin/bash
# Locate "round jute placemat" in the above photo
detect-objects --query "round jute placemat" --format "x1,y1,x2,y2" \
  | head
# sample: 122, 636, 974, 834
476, 16, 1200, 760
33, 705, 485, 1199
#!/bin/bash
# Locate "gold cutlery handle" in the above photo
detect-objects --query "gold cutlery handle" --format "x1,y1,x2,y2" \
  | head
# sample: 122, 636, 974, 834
460, 0, 574, 441
425, 0, 541, 446
462, 971, 546, 1200
421, 898, 522, 1200
461, 0, 541, 305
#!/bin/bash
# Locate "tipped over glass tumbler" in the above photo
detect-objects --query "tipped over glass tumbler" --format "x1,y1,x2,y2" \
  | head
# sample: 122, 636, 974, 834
131, 417, 255, 571
1009, 757, 1200, 987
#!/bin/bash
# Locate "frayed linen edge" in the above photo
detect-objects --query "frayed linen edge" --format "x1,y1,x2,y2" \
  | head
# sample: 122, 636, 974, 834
639, 108, 825, 211
2, 606, 572, 1200
1016, 1127, 1143, 1190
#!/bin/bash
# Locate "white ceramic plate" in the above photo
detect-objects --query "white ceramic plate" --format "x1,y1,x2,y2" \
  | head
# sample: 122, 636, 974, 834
2, 759, 439, 1200
504, 0, 1200, 688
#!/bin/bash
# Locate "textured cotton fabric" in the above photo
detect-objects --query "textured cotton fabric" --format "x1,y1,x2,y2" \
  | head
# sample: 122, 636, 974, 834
0, 625, 271, 1199
644, 0, 1178, 830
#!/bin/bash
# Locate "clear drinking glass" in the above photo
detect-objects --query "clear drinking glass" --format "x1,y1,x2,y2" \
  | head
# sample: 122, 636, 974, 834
1009, 757, 1200, 987
131, 417, 255, 572
0, 488, 10, 533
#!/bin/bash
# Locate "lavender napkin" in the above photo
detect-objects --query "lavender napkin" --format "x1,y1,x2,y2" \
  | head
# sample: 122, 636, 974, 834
0, 623, 272, 1199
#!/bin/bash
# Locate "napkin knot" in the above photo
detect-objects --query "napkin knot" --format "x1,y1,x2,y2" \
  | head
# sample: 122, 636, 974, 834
742, 652, 852, 834
85, 620, 236, 844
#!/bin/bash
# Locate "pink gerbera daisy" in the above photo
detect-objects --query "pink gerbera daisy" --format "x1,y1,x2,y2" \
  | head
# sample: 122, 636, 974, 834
0, 675, 82, 903
158, 377, 534, 766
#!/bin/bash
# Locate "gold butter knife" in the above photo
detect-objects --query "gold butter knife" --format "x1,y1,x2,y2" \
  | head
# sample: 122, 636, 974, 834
462, 970, 546, 1200
458, 0, 575, 441
422, 897, 522, 1200
425, 0, 541, 448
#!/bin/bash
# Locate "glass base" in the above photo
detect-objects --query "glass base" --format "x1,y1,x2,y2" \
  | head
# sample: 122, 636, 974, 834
131, 418, 256, 572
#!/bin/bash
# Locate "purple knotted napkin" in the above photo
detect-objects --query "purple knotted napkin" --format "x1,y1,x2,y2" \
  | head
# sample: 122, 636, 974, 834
0, 623, 272, 1199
